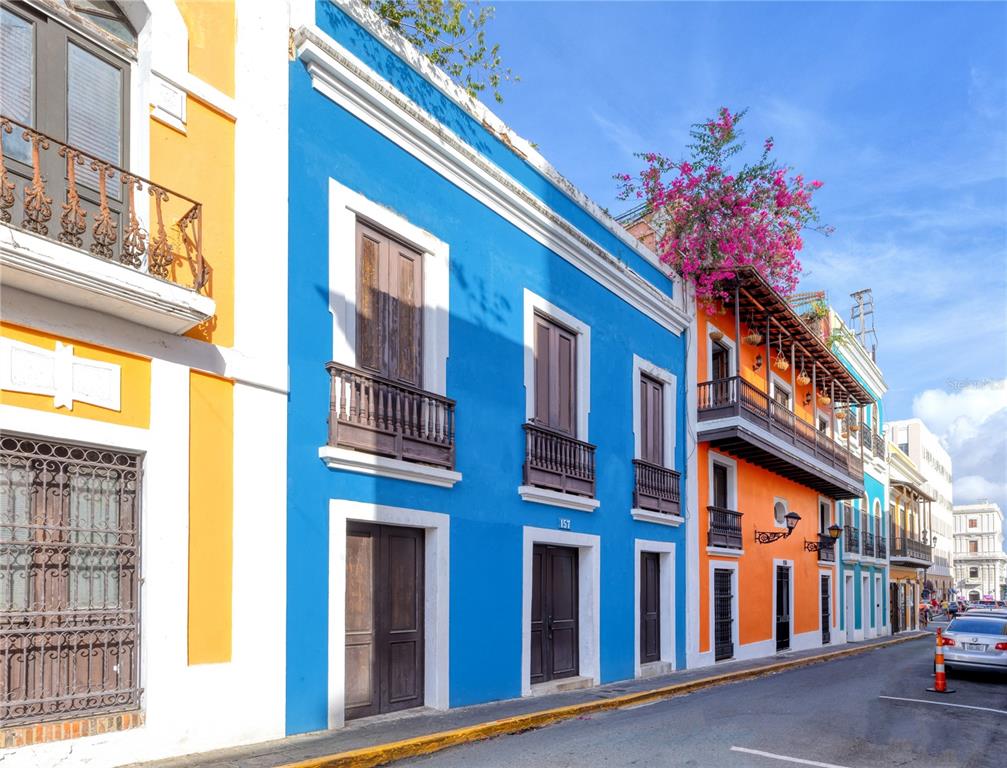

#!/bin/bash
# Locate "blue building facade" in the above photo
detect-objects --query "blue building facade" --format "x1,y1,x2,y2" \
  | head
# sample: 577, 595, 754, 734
833, 323, 890, 643
285, 1, 691, 735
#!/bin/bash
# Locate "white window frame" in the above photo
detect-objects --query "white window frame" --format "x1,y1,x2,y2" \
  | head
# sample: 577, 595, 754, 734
817, 495, 833, 536
327, 499, 451, 729
819, 569, 835, 645
634, 539, 676, 678
769, 374, 792, 410
771, 559, 795, 651
522, 289, 591, 440
328, 178, 450, 396
631, 354, 677, 470
773, 496, 790, 529
706, 452, 741, 556
705, 322, 736, 379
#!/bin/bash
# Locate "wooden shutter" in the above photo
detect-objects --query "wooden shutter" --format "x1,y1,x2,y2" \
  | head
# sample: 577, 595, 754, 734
533, 313, 577, 435
355, 221, 423, 386
639, 373, 664, 465
713, 464, 728, 508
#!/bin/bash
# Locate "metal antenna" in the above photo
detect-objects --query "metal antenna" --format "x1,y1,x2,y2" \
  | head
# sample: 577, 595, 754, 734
849, 289, 878, 361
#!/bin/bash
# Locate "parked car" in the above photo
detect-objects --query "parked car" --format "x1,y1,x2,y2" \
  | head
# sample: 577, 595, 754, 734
941, 616, 1007, 674
965, 609, 1007, 619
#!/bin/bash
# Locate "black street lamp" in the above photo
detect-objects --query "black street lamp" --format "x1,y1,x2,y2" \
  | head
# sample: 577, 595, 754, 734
804, 523, 843, 552
756, 511, 802, 544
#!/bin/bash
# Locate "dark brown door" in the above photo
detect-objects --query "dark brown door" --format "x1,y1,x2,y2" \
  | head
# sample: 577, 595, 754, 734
711, 342, 730, 405
345, 523, 424, 720
821, 575, 831, 644
533, 313, 577, 435
640, 552, 661, 664
776, 565, 791, 652
356, 222, 423, 387
530, 544, 579, 684
639, 374, 664, 466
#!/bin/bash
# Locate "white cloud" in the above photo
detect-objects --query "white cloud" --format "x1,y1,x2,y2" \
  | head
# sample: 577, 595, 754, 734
912, 381, 1007, 512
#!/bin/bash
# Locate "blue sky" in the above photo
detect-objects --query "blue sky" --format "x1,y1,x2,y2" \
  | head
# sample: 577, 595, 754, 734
481, 1, 1007, 511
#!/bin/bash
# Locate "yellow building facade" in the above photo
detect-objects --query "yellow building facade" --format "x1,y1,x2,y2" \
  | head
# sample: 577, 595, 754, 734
0, 1, 288, 763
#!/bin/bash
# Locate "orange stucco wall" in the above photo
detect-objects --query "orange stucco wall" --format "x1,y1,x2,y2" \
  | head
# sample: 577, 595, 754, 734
0, 322, 151, 429
697, 304, 839, 654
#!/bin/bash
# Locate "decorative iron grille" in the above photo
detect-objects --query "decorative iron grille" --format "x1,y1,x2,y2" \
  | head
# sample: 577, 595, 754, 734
1, 434, 141, 726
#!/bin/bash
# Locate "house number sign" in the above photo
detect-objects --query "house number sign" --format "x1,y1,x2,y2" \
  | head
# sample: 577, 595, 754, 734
559, 518, 572, 530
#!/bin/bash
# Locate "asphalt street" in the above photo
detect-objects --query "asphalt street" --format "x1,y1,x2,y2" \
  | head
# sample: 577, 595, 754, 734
400, 629, 1007, 768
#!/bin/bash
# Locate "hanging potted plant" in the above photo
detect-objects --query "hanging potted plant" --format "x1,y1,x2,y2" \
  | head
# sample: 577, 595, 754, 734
709, 328, 725, 342
849, 420, 861, 433
796, 354, 810, 385
818, 391, 832, 406
744, 329, 763, 345
773, 340, 789, 371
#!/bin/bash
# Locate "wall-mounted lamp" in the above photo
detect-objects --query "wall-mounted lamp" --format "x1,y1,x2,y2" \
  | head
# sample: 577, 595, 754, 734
804, 523, 843, 552
804, 393, 813, 406
754, 354, 763, 371
755, 511, 802, 544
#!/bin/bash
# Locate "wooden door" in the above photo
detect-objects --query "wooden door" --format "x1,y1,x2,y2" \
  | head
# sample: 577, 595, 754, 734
713, 569, 733, 661
713, 463, 729, 508
345, 523, 424, 720
775, 565, 791, 652
533, 314, 577, 435
640, 552, 661, 664
711, 342, 730, 404
530, 544, 579, 684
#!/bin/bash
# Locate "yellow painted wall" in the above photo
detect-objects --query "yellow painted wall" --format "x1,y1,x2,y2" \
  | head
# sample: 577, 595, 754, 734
176, 0, 235, 96
187, 370, 234, 664
150, 97, 235, 347
0, 323, 151, 428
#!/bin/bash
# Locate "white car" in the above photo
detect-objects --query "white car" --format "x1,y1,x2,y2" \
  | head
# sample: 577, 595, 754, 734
941, 616, 1007, 674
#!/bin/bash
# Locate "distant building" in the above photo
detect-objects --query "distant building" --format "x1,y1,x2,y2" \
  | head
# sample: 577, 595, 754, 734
953, 502, 1007, 601
887, 444, 934, 631
887, 419, 954, 599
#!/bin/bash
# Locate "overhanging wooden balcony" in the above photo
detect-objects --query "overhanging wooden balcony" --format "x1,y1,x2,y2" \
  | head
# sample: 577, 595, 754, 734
698, 376, 864, 499
632, 459, 681, 515
889, 535, 933, 568
522, 422, 596, 498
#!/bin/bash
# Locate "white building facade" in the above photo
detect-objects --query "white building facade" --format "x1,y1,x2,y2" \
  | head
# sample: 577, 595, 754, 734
887, 419, 954, 599
953, 502, 1007, 602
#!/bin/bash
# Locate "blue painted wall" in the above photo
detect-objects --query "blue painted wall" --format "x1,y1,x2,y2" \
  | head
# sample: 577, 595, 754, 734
286, 4, 688, 735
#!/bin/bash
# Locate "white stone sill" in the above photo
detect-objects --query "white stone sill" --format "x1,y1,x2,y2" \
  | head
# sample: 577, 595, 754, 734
318, 445, 461, 488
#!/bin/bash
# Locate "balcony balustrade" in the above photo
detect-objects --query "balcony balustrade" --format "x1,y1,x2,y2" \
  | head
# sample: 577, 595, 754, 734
632, 459, 681, 515
697, 377, 864, 489
327, 362, 456, 469
817, 534, 837, 562
862, 530, 875, 558
1, 115, 207, 294
708, 505, 743, 550
889, 535, 933, 565
876, 537, 887, 559
844, 525, 860, 554
523, 422, 596, 498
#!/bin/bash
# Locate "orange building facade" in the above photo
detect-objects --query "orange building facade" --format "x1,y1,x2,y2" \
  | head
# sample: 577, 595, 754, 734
690, 268, 874, 665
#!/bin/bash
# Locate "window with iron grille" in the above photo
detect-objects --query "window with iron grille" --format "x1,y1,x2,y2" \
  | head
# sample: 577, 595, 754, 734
1, 433, 141, 726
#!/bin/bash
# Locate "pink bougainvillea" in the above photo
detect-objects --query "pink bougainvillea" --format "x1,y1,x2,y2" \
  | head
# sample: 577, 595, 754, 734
616, 108, 830, 310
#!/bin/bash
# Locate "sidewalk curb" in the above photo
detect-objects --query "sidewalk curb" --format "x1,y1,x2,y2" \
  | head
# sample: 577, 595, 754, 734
281, 633, 927, 768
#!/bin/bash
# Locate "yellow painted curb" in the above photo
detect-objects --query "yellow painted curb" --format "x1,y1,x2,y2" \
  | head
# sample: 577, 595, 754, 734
282, 633, 927, 768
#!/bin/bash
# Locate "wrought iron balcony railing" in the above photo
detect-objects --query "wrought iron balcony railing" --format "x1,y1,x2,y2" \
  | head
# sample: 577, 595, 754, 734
862, 530, 875, 558
326, 363, 456, 469
876, 537, 887, 559
817, 535, 837, 562
523, 422, 596, 498
1, 115, 206, 293
844, 525, 860, 554
708, 505, 743, 550
632, 459, 681, 515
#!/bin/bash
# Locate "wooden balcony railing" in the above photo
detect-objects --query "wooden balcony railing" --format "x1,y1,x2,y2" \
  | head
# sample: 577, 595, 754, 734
708, 505, 743, 550
632, 459, 681, 515
326, 362, 455, 469
523, 422, 596, 497
844, 525, 860, 554
1, 115, 206, 293
697, 377, 864, 481
865, 430, 886, 461
889, 535, 932, 564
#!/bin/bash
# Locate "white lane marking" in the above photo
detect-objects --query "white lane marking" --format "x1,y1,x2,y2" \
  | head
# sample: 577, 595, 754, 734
729, 746, 854, 768
878, 695, 1007, 715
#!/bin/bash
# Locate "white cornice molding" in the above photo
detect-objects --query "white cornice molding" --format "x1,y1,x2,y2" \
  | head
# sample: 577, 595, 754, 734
1, 226, 215, 335
328, 0, 684, 292
294, 27, 689, 335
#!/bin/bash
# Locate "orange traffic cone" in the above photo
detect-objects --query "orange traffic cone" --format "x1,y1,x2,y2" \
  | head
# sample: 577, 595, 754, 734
927, 627, 955, 694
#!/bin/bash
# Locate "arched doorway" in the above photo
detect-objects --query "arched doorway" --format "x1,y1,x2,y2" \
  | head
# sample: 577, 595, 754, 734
969, 590, 981, 602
